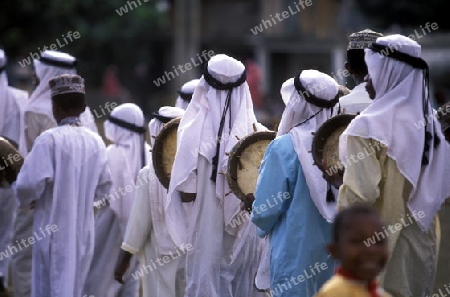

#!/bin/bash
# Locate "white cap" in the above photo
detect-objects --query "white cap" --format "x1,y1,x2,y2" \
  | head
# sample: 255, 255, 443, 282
49, 74, 85, 97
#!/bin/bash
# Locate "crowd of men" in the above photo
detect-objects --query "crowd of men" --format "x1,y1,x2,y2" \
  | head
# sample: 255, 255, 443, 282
0, 28, 450, 297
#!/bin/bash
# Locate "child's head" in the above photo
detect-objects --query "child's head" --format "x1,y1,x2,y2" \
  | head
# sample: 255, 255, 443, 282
328, 204, 388, 282
49, 74, 86, 124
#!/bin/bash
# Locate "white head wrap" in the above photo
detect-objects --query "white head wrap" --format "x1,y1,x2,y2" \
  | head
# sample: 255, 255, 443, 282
26, 50, 77, 120
104, 103, 150, 229
278, 69, 340, 222
0, 49, 7, 86
340, 34, 450, 231
24, 50, 98, 133
0, 50, 29, 156
0, 49, 9, 138
166, 54, 263, 246
174, 78, 201, 110
148, 106, 185, 148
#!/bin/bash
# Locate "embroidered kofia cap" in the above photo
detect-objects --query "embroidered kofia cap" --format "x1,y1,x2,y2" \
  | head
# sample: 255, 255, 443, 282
49, 74, 85, 97
347, 29, 384, 50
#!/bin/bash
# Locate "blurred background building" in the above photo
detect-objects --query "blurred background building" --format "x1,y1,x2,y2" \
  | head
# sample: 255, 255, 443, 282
2, 0, 450, 127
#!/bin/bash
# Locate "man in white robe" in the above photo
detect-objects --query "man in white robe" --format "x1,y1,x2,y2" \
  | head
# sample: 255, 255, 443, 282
338, 29, 383, 115
166, 54, 266, 297
114, 106, 186, 297
0, 49, 28, 294
174, 79, 200, 110
13, 74, 112, 297
11, 50, 99, 297
83, 103, 150, 297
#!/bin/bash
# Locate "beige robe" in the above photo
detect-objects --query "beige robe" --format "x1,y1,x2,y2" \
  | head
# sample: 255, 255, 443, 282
338, 136, 440, 297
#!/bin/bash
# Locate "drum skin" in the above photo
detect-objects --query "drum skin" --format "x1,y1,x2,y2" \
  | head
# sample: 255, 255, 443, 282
311, 114, 356, 174
152, 117, 181, 189
0, 136, 24, 186
227, 130, 276, 202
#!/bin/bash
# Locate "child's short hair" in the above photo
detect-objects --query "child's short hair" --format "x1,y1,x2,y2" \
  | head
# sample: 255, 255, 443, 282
333, 204, 380, 243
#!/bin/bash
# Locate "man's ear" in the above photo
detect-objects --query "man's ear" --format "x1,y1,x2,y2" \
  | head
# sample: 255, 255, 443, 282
327, 243, 339, 259
345, 62, 354, 75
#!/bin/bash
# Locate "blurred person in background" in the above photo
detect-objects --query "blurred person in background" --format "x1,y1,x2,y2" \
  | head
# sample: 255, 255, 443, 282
83, 103, 149, 297
174, 79, 200, 110
115, 106, 187, 297
338, 29, 383, 115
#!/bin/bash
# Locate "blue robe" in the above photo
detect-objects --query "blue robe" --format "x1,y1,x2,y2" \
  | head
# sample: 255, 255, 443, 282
251, 134, 336, 297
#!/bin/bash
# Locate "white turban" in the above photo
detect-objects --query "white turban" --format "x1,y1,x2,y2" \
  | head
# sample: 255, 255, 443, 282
175, 79, 201, 110
104, 103, 150, 230
0, 49, 7, 86
26, 50, 77, 120
278, 69, 340, 222
148, 106, 185, 148
25, 50, 98, 133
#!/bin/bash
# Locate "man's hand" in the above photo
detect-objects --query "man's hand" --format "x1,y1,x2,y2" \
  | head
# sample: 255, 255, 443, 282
321, 159, 344, 189
241, 193, 255, 213
114, 250, 133, 284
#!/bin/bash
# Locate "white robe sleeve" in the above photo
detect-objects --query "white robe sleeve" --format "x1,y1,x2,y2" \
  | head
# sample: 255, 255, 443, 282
121, 167, 152, 255
94, 149, 112, 203
13, 134, 54, 208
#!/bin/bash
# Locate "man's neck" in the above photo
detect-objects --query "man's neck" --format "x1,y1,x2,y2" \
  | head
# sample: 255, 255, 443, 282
59, 116, 81, 126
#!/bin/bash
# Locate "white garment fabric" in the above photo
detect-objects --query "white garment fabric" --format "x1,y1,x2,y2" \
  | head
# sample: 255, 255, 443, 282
277, 70, 339, 222
0, 59, 23, 147
11, 207, 33, 297
13, 125, 112, 297
149, 106, 185, 148
83, 206, 140, 297
9, 87, 30, 156
180, 156, 265, 297
122, 108, 186, 297
80, 106, 99, 134
175, 79, 201, 110
166, 54, 266, 297
122, 165, 184, 297
103, 103, 150, 231
0, 188, 16, 282
338, 82, 373, 115
254, 237, 270, 291
340, 34, 450, 231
